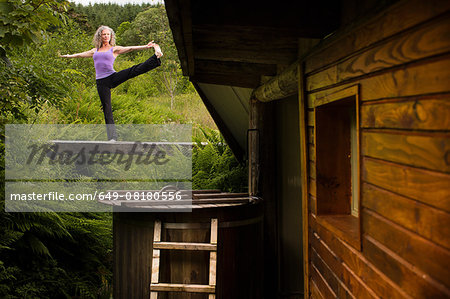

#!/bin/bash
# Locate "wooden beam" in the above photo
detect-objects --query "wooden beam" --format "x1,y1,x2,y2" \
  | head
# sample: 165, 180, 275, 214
248, 98, 259, 196
252, 61, 299, 102
150, 283, 215, 293
178, 0, 195, 76
298, 62, 310, 297
195, 59, 277, 77
193, 24, 307, 41
191, 73, 260, 89
164, 0, 189, 75
298, 38, 321, 59
190, 0, 339, 36
194, 43, 297, 65
193, 25, 298, 64
248, 97, 278, 296
153, 242, 217, 251
192, 82, 245, 161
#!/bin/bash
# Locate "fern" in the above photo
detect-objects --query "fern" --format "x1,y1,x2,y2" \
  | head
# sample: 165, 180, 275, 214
192, 128, 247, 192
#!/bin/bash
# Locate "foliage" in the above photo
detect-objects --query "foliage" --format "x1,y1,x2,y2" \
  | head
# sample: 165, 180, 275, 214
192, 128, 248, 192
118, 5, 191, 106
0, 0, 71, 122
0, 0, 68, 52
0, 50, 68, 122
0, 2, 246, 298
0, 202, 113, 298
54, 84, 184, 125
0, 136, 112, 297
70, 2, 153, 33
1, 3, 112, 298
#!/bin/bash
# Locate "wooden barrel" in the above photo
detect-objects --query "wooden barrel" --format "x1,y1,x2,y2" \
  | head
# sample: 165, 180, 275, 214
113, 194, 263, 299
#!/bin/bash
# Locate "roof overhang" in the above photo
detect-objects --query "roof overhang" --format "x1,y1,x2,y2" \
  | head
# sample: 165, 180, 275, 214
165, 0, 340, 159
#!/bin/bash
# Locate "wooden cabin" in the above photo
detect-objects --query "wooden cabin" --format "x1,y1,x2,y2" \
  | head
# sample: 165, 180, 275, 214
113, 0, 450, 298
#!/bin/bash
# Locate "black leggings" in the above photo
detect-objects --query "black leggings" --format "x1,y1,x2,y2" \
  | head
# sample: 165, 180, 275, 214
96, 54, 161, 140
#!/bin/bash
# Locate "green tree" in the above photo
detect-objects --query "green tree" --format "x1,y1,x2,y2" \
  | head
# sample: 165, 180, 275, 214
0, 0, 68, 57
71, 2, 152, 33
192, 128, 248, 192
0, 0, 69, 121
118, 5, 189, 108
1, 3, 113, 297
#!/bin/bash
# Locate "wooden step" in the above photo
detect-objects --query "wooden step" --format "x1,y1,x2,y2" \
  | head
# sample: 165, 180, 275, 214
150, 219, 218, 298
151, 283, 215, 293
153, 241, 217, 251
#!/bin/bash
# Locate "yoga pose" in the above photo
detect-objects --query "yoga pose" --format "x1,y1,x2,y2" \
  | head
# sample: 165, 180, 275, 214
60, 25, 163, 141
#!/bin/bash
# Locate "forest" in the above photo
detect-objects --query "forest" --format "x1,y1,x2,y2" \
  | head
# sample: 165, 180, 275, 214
0, 1, 246, 297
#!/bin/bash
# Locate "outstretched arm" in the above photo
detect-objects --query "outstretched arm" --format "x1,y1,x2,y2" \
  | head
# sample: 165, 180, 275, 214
59, 48, 95, 58
114, 41, 163, 58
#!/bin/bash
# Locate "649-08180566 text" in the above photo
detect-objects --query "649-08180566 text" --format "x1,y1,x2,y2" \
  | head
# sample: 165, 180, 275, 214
97, 190, 183, 201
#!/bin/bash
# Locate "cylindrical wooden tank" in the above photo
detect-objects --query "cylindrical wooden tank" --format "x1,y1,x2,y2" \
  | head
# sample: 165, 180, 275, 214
112, 191, 263, 299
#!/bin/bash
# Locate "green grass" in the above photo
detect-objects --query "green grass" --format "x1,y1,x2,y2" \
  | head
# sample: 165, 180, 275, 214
35, 86, 217, 138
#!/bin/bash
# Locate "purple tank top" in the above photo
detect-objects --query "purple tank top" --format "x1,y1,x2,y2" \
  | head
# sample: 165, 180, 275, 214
93, 48, 116, 79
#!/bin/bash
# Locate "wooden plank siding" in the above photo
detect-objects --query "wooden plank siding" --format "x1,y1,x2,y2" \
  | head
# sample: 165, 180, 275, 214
310, 215, 409, 299
362, 183, 450, 250
302, 1, 450, 298
311, 233, 378, 299
362, 130, 450, 173
306, 13, 450, 91
362, 157, 450, 212
360, 95, 450, 131
310, 280, 324, 299
304, 0, 450, 74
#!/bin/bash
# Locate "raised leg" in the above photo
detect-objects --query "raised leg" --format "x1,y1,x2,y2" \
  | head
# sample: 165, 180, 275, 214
111, 54, 161, 88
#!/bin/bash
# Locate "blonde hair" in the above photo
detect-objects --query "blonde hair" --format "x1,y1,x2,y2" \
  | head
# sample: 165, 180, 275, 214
93, 25, 116, 49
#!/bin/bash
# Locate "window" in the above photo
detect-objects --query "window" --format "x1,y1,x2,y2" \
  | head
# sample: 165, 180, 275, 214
313, 85, 360, 249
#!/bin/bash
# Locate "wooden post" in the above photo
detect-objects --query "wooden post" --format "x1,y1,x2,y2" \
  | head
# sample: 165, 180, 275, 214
209, 218, 218, 299
249, 98, 260, 196
298, 62, 310, 298
150, 220, 161, 299
249, 96, 278, 297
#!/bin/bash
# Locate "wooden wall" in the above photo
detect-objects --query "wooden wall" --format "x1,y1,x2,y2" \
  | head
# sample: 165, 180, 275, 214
113, 213, 155, 299
301, 0, 450, 297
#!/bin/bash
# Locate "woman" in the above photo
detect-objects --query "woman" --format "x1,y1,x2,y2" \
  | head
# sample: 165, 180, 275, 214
60, 25, 163, 141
